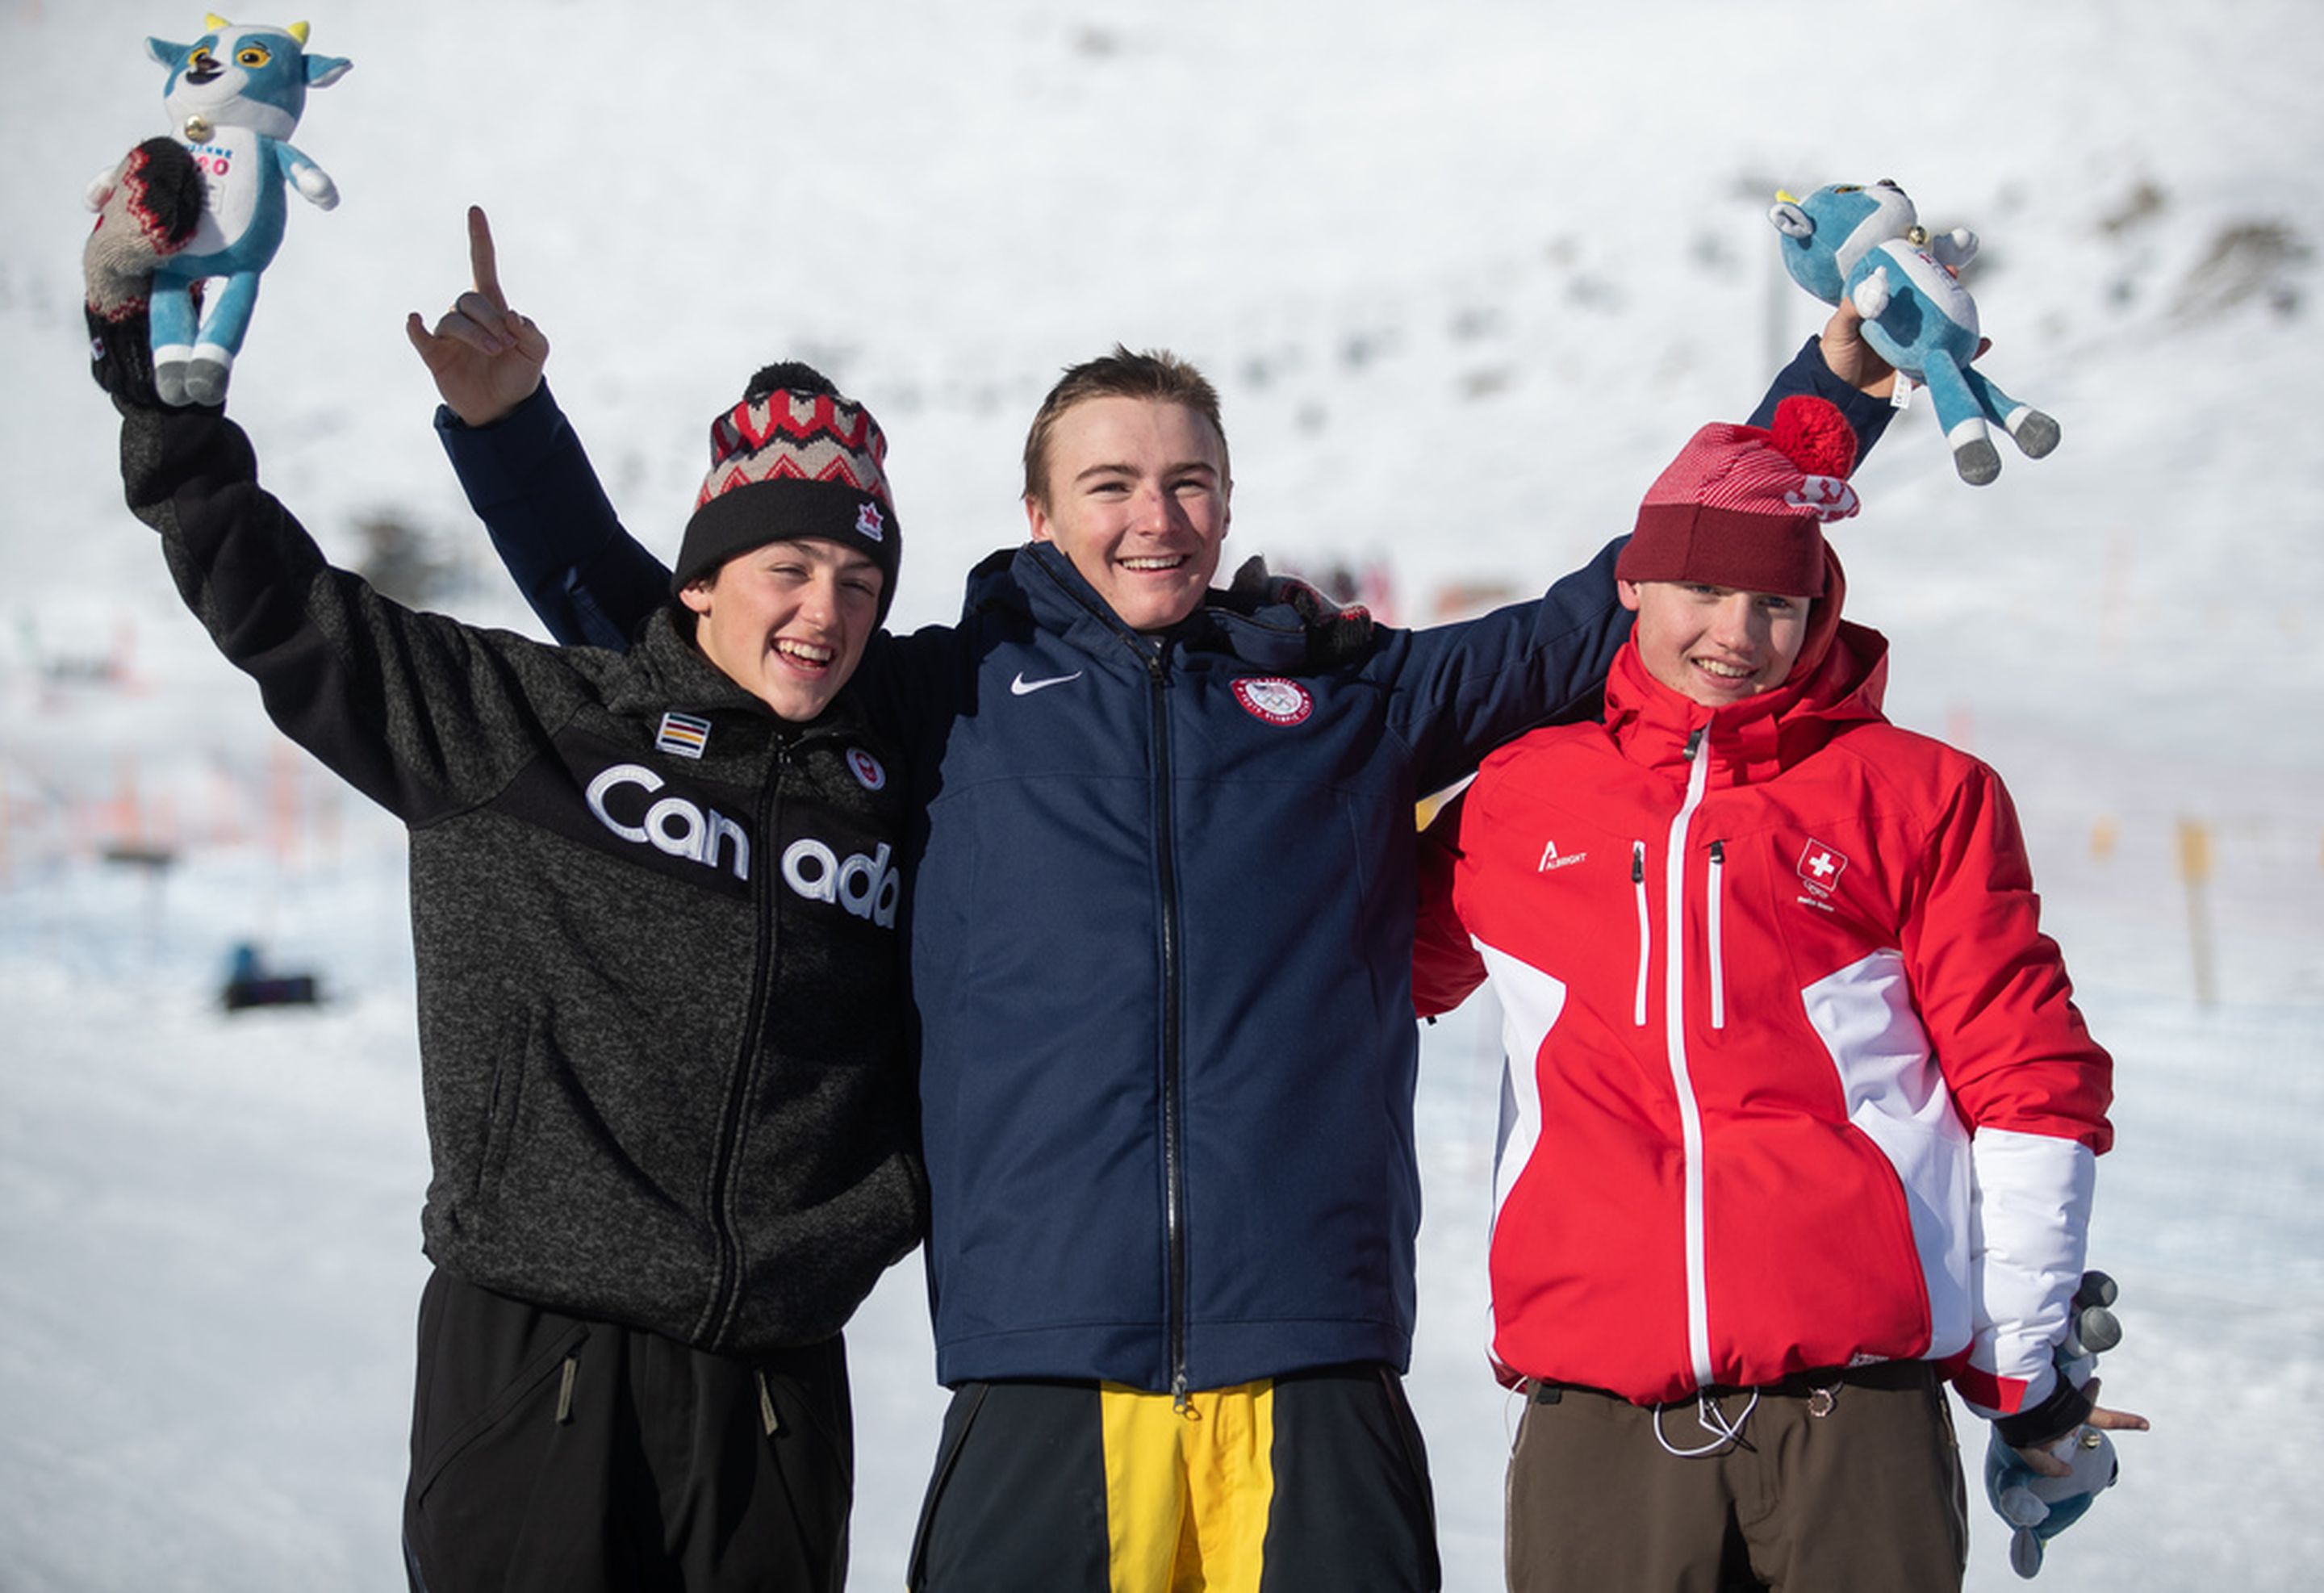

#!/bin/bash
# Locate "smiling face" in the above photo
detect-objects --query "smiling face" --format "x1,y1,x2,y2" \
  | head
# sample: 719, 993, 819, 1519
681, 537, 884, 722
1620, 579, 1813, 708
1024, 395, 1231, 633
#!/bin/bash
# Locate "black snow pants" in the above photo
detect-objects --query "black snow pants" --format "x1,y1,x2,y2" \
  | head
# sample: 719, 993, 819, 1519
402, 1269, 853, 1592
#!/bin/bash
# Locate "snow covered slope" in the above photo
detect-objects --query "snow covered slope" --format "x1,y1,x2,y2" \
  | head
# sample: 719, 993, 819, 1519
3, 1, 2319, 1587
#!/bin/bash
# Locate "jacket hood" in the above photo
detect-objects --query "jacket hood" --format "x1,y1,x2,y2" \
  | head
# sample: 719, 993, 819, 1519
1604, 548, 1890, 785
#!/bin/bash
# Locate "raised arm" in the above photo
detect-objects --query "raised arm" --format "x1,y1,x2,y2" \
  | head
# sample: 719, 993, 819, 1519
411, 208, 668, 650
1389, 314, 1901, 784
404, 205, 549, 428
1749, 301, 1900, 441
117, 394, 571, 825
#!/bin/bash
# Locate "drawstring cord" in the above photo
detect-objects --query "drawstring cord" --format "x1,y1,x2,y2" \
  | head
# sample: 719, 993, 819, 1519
1652, 1389, 1762, 1457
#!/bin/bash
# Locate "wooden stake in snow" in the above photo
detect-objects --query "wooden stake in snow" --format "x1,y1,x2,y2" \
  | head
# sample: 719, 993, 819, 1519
2176, 817, 2216, 1010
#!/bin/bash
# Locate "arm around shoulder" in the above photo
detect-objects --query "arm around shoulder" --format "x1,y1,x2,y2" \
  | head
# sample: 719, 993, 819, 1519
1390, 535, 1629, 793
1414, 790, 1488, 1018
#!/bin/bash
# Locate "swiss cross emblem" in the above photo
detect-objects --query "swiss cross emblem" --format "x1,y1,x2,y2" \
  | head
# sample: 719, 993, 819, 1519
1797, 840, 1850, 897
855, 502, 885, 542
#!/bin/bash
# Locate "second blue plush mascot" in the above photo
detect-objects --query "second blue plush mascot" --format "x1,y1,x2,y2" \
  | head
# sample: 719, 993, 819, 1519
1770, 180, 2057, 486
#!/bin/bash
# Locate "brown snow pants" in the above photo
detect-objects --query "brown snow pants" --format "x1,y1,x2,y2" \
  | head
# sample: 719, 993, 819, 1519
1504, 1361, 1969, 1593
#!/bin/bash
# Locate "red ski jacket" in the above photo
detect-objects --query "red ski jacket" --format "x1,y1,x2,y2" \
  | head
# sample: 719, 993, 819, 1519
1415, 599, 2112, 1422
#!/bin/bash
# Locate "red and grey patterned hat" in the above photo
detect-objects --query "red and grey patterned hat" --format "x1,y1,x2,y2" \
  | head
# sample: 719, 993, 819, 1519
673, 362, 901, 620
1616, 395, 1860, 598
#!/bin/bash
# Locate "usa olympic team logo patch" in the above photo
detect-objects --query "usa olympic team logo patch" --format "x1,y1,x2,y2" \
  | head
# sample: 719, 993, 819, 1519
847, 748, 888, 791
1232, 676, 1314, 727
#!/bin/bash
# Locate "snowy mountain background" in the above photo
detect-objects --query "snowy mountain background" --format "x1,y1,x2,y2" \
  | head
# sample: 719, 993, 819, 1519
3, 0, 2320, 1587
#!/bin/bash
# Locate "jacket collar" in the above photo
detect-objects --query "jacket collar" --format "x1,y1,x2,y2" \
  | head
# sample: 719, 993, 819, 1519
605, 606, 874, 740
1602, 620, 1891, 788
963, 542, 1369, 674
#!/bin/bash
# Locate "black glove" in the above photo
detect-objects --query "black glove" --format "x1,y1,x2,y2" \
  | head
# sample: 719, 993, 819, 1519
84, 138, 205, 406
1227, 554, 1377, 668
1992, 1358, 2098, 1452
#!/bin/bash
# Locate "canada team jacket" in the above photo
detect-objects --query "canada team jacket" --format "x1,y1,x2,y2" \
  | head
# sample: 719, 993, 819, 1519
439, 341, 1890, 1395
1413, 621, 2113, 1421
119, 401, 926, 1355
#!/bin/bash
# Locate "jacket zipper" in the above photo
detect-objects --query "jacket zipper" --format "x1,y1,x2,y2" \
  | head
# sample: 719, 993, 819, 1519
1662, 726, 1716, 1390
1145, 646, 1192, 1408
1630, 842, 1650, 1027
1024, 553, 1194, 1405
698, 735, 791, 1348
1707, 840, 1727, 1031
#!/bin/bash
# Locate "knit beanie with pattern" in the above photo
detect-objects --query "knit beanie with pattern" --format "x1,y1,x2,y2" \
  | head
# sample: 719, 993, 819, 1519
672, 362, 901, 621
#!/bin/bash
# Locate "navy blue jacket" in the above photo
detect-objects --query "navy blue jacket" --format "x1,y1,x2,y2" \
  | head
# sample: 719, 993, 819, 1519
441, 339, 1888, 1392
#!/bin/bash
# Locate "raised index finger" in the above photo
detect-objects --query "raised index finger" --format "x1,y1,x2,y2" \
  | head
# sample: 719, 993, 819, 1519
467, 205, 508, 311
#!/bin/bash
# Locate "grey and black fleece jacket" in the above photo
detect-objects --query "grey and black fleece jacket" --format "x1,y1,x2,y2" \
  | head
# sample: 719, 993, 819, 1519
119, 399, 926, 1355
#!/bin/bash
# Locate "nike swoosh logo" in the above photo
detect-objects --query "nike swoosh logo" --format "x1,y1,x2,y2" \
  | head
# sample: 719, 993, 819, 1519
1010, 671, 1084, 696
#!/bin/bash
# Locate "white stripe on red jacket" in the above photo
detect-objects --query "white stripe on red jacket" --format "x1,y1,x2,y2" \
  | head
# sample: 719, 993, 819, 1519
1414, 621, 2112, 1420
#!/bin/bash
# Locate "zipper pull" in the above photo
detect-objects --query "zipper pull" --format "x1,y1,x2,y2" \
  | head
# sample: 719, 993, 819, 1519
555, 1353, 578, 1424
758, 1369, 783, 1436
1684, 725, 1705, 761
1632, 842, 1645, 884
1709, 840, 1724, 864
1172, 1373, 1191, 1415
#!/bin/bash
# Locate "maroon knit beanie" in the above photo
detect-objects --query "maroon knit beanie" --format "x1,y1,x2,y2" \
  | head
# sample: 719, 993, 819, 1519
1616, 395, 1861, 597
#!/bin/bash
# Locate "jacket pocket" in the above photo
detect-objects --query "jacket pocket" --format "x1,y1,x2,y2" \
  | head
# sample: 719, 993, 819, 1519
1707, 839, 1727, 1031
474, 1006, 535, 1201
753, 1337, 854, 1484
1630, 841, 1650, 1027
408, 1314, 591, 1511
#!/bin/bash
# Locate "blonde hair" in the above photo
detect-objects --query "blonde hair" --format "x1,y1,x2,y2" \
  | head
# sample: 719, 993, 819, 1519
1022, 345, 1227, 509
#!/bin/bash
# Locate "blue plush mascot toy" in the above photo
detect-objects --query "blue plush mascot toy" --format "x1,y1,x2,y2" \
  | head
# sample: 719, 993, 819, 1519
1983, 1270, 2125, 1578
1770, 179, 2057, 486
82, 16, 350, 407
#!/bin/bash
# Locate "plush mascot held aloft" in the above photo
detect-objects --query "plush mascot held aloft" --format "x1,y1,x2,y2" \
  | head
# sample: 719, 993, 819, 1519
84, 17, 350, 407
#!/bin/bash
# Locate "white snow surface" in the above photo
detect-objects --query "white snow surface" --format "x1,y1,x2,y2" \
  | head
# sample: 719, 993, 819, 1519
4, 1, 2321, 1587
